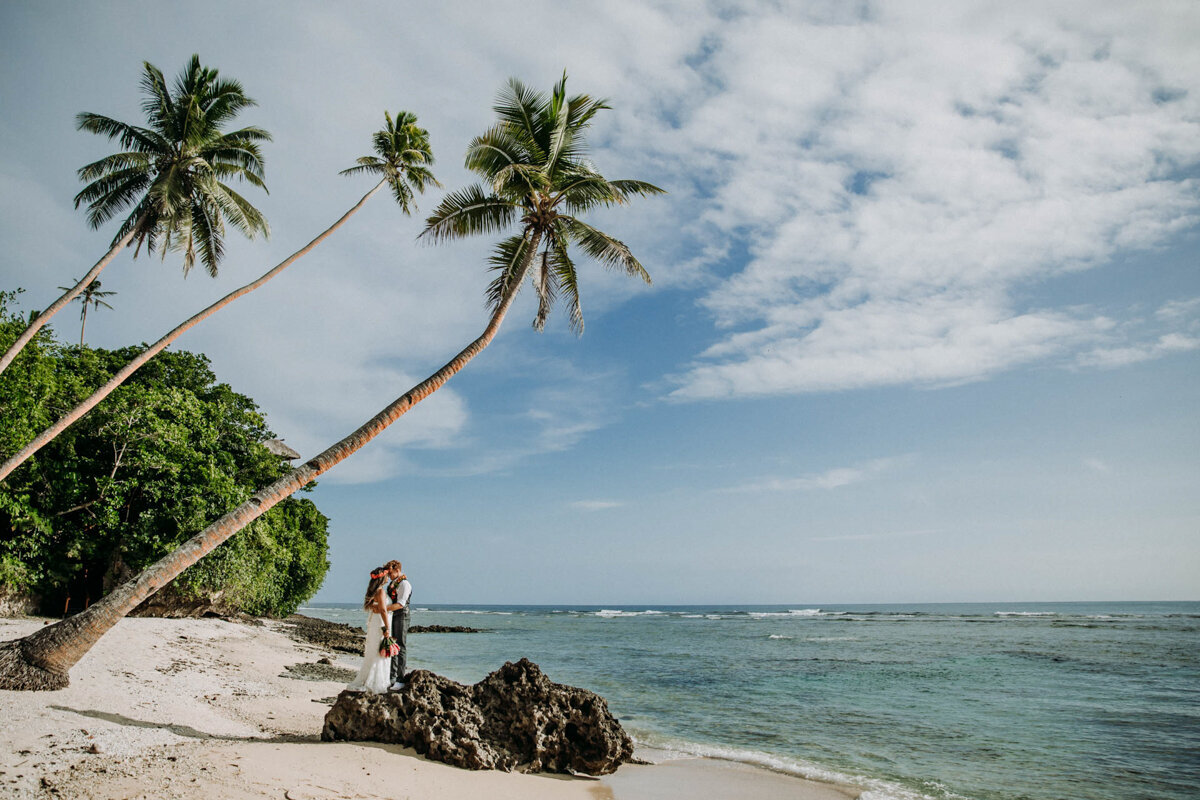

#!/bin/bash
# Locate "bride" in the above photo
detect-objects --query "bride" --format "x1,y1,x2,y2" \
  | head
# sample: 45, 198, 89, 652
346, 563, 396, 693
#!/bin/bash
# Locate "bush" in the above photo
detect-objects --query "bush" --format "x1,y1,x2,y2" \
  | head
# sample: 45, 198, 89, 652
0, 290, 330, 617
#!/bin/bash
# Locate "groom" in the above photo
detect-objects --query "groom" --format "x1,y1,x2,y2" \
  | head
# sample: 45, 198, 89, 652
385, 560, 412, 691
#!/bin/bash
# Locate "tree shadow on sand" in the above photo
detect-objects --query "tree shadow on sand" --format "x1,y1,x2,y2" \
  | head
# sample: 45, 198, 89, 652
48, 705, 316, 743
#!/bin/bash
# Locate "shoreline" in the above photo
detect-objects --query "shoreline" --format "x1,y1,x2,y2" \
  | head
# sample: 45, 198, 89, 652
0, 615, 860, 799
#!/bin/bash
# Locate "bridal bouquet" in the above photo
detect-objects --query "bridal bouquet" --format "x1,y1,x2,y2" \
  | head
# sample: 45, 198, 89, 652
379, 631, 401, 658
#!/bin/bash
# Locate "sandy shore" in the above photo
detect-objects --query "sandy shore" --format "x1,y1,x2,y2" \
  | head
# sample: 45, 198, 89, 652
0, 616, 858, 799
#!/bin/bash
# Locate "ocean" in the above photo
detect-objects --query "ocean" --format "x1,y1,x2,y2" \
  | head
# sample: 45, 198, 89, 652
298, 602, 1200, 800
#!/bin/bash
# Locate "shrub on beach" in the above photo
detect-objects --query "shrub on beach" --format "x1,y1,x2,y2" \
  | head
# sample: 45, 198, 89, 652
0, 290, 329, 618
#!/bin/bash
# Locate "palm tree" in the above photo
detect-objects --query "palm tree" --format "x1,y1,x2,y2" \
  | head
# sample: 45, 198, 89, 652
0, 111, 438, 484
0, 55, 270, 376
58, 280, 117, 346
422, 74, 663, 333
0, 73, 663, 690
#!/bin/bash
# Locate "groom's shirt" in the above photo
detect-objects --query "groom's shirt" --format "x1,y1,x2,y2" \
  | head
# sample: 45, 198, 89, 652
388, 579, 412, 608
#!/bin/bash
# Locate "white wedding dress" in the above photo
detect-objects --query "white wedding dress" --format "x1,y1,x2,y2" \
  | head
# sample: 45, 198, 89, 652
346, 610, 392, 693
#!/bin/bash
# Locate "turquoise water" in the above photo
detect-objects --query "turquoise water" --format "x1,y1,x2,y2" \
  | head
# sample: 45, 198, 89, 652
299, 602, 1200, 800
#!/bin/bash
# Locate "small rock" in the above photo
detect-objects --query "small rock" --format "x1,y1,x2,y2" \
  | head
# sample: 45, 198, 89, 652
86, 743, 101, 754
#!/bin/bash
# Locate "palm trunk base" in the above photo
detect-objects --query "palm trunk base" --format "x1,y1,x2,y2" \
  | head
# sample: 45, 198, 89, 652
0, 638, 70, 691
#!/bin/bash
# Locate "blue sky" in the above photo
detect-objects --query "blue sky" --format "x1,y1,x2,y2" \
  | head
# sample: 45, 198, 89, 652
1, 1, 1197, 604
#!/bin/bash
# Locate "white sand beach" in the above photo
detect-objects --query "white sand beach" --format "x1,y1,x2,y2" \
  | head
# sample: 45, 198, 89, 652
0, 616, 858, 799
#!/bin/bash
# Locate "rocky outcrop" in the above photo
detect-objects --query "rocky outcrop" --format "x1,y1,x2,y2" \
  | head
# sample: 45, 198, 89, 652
129, 588, 239, 618
0, 588, 39, 617
321, 658, 633, 775
409, 624, 483, 634
280, 616, 485, 655
281, 614, 365, 653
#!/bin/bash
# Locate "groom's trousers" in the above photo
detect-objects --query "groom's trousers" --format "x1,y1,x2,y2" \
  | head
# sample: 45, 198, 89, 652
390, 606, 410, 683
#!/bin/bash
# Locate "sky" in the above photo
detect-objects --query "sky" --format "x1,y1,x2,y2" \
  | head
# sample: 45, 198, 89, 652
1, 1, 1197, 605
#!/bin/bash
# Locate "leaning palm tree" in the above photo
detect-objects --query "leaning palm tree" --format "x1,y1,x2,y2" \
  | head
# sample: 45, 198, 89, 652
0, 73, 663, 690
58, 279, 117, 346
0, 111, 437, 484
0, 55, 270, 376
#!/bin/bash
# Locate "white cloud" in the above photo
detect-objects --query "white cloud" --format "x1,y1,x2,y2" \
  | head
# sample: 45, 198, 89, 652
570, 500, 624, 511
1076, 332, 1200, 369
809, 528, 936, 543
660, 2, 1200, 400
729, 456, 907, 493
1156, 297, 1200, 322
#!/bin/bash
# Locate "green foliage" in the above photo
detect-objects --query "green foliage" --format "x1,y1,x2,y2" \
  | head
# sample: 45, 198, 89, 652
0, 292, 328, 617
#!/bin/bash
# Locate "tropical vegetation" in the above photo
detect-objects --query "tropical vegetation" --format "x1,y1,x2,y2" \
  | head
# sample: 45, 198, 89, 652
0, 291, 329, 619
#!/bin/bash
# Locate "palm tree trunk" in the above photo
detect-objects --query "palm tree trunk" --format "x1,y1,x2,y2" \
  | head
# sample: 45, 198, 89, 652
0, 181, 387, 484
80, 307, 87, 347
0, 234, 539, 690
0, 214, 147, 376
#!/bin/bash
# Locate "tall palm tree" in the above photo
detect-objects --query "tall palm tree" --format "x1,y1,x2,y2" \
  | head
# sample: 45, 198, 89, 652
57, 280, 117, 346
0, 55, 270, 376
0, 73, 663, 690
0, 111, 438, 484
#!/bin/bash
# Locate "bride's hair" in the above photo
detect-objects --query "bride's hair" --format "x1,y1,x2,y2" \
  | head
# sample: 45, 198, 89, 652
362, 566, 390, 610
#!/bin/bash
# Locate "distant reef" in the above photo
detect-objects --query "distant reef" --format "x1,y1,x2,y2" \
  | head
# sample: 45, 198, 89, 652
409, 624, 483, 634
279, 614, 482, 654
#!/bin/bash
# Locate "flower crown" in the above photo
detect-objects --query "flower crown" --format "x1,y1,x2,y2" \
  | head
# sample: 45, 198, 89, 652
370, 570, 387, 579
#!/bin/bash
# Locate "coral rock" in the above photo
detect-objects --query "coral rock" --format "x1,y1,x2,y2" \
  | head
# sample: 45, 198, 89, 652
321, 658, 633, 774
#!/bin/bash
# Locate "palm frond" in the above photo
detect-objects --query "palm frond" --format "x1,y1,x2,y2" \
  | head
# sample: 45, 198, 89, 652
466, 125, 528, 183
339, 156, 386, 177
400, 164, 440, 193
565, 93, 610, 133
202, 78, 256, 126
484, 233, 533, 312
74, 170, 152, 228
209, 160, 269, 191
545, 83, 573, 181
421, 184, 516, 243
187, 195, 224, 277
74, 165, 152, 207
558, 176, 666, 215
548, 229, 583, 334
608, 179, 667, 199
76, 152, 152, 182
75, 113, 163, 153
561, 216, 651, 284
388, 175, 415, 213
494, 77, 541, 137
137, 61, 174, 133
531, 243, 559, 332
207, 179, 269, 239
113, 195, 157, 250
